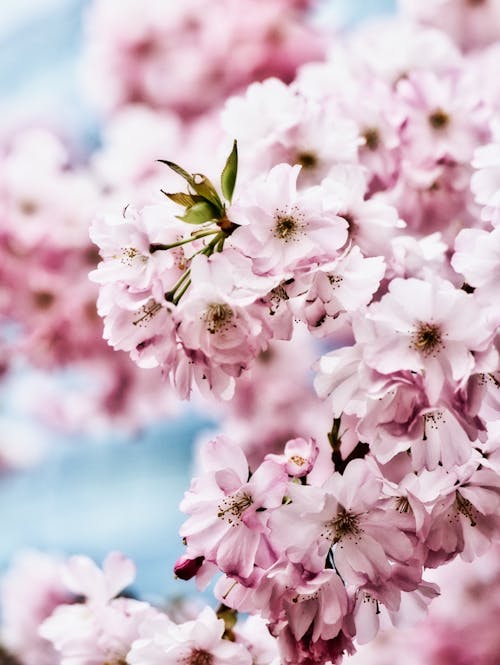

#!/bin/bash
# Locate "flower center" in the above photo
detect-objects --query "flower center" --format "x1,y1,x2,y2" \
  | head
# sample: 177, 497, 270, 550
18, 198, 38, 215
328, 274, 343, 289
323, 508, 360, 543
120, 246, 146, 267
455, 492, 477, 527
32, 290, 55, 309
273, 206, 304, 242
187, 650, 214, 665
412, 322, 443, 356
422, 410, 444, 440
363, 127, 380, 151
133, 300, 162, 327
217, 491, 253, 526
428, 109, 450, 130
395, 496, 411, 513
204, 303, 234, 334
296, 150, 319, 169
274, 215, 298, 240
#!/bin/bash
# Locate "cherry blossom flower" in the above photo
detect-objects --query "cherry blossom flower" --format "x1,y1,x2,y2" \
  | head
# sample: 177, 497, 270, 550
228, 163, 348, 277
82, 0, 324, 118
128, 606, 252, 665
362, 277, 495, 402
179, 436, 288, 582
0, 551, 74, 665
39, 552, 159, 665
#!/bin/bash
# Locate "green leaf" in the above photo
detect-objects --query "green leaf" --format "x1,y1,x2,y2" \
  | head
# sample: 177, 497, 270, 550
162, 191, 204, 208
157, 160, 194, 185
221, 140, 238, 203
190, 174, 223, 213
158, 159, 223, 215
177, 201, 218, 225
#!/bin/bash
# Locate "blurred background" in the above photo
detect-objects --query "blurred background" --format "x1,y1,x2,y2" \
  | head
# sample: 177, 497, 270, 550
0, 0, 397, 599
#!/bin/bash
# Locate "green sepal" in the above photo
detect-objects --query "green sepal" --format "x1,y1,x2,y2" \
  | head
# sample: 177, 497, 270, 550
161, 191, 204, 208
216, 604, 238, 642
176, 201, 218, 224
190, 174, 223, 213
157, 160, 193, 185
158, 159, 223, 213
221, 140, 238, 203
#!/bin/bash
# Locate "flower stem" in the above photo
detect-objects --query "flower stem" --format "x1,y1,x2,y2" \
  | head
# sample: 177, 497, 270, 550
150, 229, 218, 253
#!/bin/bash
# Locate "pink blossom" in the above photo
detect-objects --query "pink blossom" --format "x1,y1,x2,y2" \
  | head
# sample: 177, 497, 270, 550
471, 118, 500, 225
425, 455, 500, 564
175, 253, 279, 374
179, 436, 288, 582
0, 551, 74, 665
319, 165, 404, 257
362, 277, 495, 402
268, 461, 415, 586
400, 0, 500, 51
222, 78, 360, 185
39, 552, 158, 665
452, 226, 500, 314
128, 606, 252, 665
228, 163, 348, 277
302, 246, 386, 336
265, 437, 319, 478
82, 0, 324, 118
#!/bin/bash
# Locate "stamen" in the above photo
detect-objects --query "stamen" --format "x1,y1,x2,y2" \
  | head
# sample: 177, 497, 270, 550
322, 508, 361, 544
429, 109, 450, 130
455, 492, 477, 527
204, 303, 234, 334
328, 274, 343, 289
273, 206, 304, 242
32, 290, 55, 309
186, 650, 214, 665
120, 247, 146, 267
422, 410, 444, 440
395, 496, 411, 513
363, 128, 380, 151
217, 492, 253, 526
296, 151, 318, 169
18, 199, 38, 215
133, 301, 162, 326
411, 322, 443, 357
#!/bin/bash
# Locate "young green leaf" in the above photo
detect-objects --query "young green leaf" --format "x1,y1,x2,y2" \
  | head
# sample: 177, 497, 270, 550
177, 201, 218, 225
157, 160, 194, 185
190, 174, 223, 213
221, 140, 238, 203
162, 191, 204, 208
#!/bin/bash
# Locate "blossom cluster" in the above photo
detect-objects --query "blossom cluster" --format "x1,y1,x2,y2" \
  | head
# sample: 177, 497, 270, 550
82, 0, 324, 118
0, 550, 280, 665
346, 542, 500, 665
90, 146, 389, 400
88, 6, 500, 664
0, 0, 324, 442
2, 1, 500, 665
0, 128, 180, 436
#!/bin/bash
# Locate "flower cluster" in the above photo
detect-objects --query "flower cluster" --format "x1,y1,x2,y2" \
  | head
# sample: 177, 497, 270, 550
341, 542, 500, 665
0, 129, 179, 435
86, 11, 500, 661
0, 551, 278, 665
3, 2, 500, 665
91, 144, 389, 400
82, 0, 324, 118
